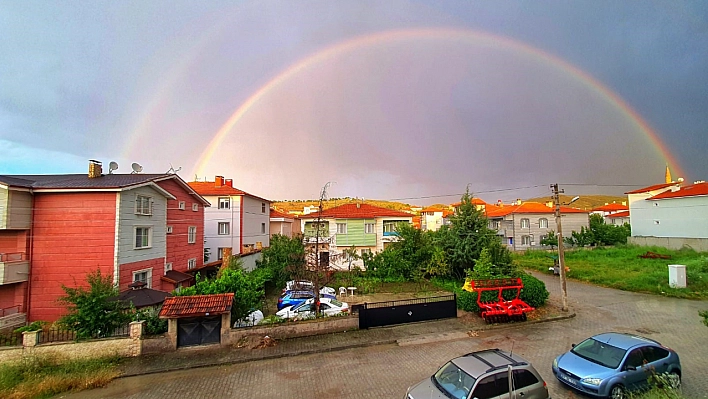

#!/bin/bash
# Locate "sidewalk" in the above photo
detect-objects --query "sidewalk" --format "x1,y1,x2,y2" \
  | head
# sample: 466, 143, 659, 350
119, 298, 574, 378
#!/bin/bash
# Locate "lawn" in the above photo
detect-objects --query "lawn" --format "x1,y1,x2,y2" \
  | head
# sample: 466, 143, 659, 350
514, 245, 708, 299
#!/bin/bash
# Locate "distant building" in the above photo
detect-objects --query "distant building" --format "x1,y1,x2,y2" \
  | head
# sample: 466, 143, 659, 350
270, 207, 301, 238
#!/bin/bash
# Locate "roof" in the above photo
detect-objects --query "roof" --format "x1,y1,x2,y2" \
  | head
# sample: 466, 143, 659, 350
161, 270, 194, 284
607, 210, 630, 218
188, 181, 270, 202
451, 198, 488, 207
486, 202, 587, 218
591, 203, 628, 212
270, 208, 294, 220
452, 349, 527, 378
118, 288, 171, 308
648, 182, 708, 200
625, 183, 678, 194
299, 203, 412, 219
591, 332, 660, 350
159, 293, 234, 318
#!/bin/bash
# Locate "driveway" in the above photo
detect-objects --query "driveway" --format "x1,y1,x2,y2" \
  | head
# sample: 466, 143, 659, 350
59, 271, 708, 399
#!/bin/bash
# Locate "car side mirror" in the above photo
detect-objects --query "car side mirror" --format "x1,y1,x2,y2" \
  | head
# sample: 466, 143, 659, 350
571, 343, 576, 348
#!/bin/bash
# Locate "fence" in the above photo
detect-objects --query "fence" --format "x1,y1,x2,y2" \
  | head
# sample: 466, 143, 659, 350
38, 324, 131, 344
0, 330, 23, 347
358, 294, 458, 329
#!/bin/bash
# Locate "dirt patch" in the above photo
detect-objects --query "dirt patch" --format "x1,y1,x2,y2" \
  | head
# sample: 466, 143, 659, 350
234, 334, 278, 350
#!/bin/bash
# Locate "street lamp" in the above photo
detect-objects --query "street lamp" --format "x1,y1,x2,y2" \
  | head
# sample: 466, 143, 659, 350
551, 184, 579, 312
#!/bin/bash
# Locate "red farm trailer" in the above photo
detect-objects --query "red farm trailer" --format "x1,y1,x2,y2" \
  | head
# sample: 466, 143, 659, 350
462, 278, 534, 323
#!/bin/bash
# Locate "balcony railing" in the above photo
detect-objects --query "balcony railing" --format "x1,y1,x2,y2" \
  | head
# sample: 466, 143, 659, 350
0, 252, 29, 284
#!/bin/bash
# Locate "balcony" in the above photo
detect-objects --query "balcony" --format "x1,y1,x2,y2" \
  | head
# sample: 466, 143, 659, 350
0, 252, 29, 285
0, 188, 32, 230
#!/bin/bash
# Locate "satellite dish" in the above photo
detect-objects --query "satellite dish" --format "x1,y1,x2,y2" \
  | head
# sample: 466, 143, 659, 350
131, 163, 143, 174
108, 161, 119, 174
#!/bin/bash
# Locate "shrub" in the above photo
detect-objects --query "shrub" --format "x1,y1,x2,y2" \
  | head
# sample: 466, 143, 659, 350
131, 307, 167, 335
14, 321, 47, 333
456, 290, 478, 312
518, 273, 549, 308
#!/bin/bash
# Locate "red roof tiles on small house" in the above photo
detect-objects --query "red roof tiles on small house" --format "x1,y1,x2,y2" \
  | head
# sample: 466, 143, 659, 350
188, 176, 270, 202
159, 293, 234, 318
485, 202, 587, 218
625, 183, 678, 194
648, 182, 708, 200
270, 208, 294, 219
591, 203, 629, 212
299, 203, 412, 219
608, 210, 630, 218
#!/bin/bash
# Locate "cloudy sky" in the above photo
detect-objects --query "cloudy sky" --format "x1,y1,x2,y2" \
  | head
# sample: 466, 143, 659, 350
1, 1, 706, 204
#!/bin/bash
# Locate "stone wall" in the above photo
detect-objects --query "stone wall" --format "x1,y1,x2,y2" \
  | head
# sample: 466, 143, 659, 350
629, 236, 708, 252
224, 316, 358, 346
0, 321, 143, 364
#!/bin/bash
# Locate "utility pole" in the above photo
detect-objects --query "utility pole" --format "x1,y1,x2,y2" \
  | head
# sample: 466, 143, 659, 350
313, 182, 331, 316
551, 183, 569, 312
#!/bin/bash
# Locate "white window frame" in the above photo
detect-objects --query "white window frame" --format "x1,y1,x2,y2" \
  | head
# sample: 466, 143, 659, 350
261, 223, 266, 234
135, 195, 153, 216
539, 218, 548, 229
178, 201, 186, 210
187, 258, 197, 270
337, 223, 347, 234
218, 222, 230, 235
365, 223, 375, 234
217, 247, 227, 260
520, 218, 530, 229
134, 226, 152, 249
166, 225, 173, 234
188, 226, 197, 244
218, 197, 230, 209
133, 268, 152, 288
164, 262, 172, 274
192, 203, 199, 212
521, 235, 531, 245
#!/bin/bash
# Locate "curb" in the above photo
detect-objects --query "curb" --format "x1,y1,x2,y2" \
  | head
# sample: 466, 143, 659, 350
118, 312, 576, 378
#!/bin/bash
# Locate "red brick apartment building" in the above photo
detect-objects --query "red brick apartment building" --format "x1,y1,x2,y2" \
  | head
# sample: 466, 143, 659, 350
0, 161, 209, 324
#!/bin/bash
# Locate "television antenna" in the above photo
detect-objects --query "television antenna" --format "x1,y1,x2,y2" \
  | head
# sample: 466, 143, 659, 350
108, 161, 119, 174
131, 163, 143, 174
166, 163, 182, 174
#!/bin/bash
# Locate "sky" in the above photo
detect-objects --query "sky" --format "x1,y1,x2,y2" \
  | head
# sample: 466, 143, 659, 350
1, 1, 707, 205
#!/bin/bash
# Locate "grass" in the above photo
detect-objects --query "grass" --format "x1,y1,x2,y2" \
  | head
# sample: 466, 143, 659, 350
514, 245, 708, 299
0, 355, 120, 399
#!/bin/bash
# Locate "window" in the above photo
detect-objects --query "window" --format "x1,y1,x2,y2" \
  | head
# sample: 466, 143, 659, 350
217, 247, 227, 260
135, 195, 152, 215
218, 197, 230, 209
134, 227, 152, 249
178, 201, 185, 210
361, 248, 372, 256
539, 218, 548, 228
471, 375, 497, 399
133, 268, 152, 288
218, 222, 230, 235
188, 226, 197, 244
521, 235, 531, 245
262, 203, 266, 213
192, 203, 198, 211
164, 262, 172, 273
654, 220, 660, 225
365, 223, 375, 234
187, 258, 197, 270
642, 346, 669, 363
513, 370, 539, 389
261, 223, 266, 234
166, 225, 173, 234
336, 223, 347, 234
520, 218, 530, 229
489, 220, 500, 229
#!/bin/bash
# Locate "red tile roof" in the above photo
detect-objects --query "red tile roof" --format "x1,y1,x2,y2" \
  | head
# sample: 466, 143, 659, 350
300, 203, 412, 219
451, 198, 487, 207
591, 203, 629, 212
159, 293, 234, 318
648, 182, 708, 200
188, 181, 270, 202
608, 211, 630, 218
270, 208, 294, 219
625, 183, 677, 194
485, 202, 587, 217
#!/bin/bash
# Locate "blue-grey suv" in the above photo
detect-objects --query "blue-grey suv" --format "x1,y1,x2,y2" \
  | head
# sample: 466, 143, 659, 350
552, 332, 681, 399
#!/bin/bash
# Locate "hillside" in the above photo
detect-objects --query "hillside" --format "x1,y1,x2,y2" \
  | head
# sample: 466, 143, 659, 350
272, 198, 416, 214
525, 194, 626, 211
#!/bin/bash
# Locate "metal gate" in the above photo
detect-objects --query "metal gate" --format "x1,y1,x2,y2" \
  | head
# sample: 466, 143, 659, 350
358, 294, 457, 329
177, 316, 222, 347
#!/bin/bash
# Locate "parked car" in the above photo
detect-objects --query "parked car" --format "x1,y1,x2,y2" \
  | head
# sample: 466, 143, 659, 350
276, 297, 349, 319
233, 310, 264, 328
552, 332, 681, 399
277, 290, 336, 310
405, 348, 549, 399
282, 280, 336, 296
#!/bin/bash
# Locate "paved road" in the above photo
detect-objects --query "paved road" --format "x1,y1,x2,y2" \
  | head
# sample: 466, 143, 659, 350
60, 272, 708, 399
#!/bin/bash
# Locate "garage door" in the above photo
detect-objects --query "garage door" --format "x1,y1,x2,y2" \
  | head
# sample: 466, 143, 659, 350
177, 316, 222, 347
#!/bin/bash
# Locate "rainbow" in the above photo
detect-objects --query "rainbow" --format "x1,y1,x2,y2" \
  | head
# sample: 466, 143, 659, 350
194, 28, 684, 178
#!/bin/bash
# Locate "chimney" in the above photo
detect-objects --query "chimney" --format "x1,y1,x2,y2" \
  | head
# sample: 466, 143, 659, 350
215, 176, 224, 187
546, 201, 554, 208
221, 247, 232, 266
356, 203, 360, 208
225, 179, 233, 187
516, 199, 522, 205
497, 199, 503, 207
88, 160, 102, 178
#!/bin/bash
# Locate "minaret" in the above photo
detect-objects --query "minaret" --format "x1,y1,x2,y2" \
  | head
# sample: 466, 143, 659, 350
665, 164, 672, 184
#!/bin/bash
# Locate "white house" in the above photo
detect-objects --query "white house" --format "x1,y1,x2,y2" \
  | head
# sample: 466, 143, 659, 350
189, 176, 270, 260
627, 181, 708, 250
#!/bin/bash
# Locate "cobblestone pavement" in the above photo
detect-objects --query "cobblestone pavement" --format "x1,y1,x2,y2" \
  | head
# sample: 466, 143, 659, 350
59, 272, 708, 399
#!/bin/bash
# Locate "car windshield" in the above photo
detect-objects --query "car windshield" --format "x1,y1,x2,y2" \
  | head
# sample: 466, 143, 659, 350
571, 338, 627, 369
432, 361, 476, 399
328, 299, 344, 307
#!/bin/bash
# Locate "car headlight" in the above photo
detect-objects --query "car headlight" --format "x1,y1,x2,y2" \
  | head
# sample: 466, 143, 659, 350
581, 378, 603, 386
553, 358, 558, 369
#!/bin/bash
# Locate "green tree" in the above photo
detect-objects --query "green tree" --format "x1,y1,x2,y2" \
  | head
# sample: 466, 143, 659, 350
256, 234, 305, 287
58, 269, 130, 340
467, 248, 494, 279
700, 310, 708, 327
540, 230, 558, 249
342, 245, 360, 271
439, 190, 496, 279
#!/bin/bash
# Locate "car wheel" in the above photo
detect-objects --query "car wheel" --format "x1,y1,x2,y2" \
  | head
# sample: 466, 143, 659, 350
667, 371, 681, 390
610, 384, 626, 399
